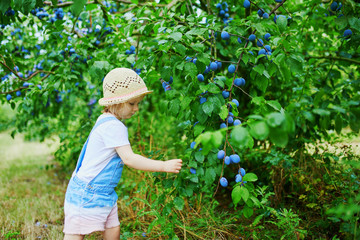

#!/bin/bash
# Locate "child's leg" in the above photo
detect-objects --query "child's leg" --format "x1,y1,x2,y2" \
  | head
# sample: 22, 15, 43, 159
63, 234, 84, 240
103, 226, 120, 240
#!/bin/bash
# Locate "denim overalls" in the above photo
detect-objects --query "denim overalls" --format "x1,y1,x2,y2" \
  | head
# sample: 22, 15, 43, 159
65, 116, 124, 211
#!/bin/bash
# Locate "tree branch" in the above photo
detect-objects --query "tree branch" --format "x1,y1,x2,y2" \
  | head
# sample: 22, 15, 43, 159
305, 55, 360, 65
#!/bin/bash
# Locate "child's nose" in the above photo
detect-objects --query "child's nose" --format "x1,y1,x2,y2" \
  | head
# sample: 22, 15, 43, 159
133, 105, 139, 111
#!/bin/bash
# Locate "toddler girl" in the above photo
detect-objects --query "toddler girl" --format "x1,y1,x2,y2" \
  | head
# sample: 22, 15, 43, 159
63, 68, 182, 240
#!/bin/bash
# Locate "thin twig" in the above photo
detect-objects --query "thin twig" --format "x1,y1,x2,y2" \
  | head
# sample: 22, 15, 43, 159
305, 55, 360, 65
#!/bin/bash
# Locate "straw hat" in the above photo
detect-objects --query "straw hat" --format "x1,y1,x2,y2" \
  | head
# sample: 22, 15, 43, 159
98, 68, 153, 106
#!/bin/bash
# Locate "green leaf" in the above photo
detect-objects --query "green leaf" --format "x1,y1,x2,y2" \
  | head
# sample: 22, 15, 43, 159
0, 0, 10, 14
173, 197, 184, 210
211, 131, 224, 148
231, 185, 242, 205
174, 43, 186, 55
243, 205, 253, 218
219, 105, 229, 120
254, 75, 268, 93
190, 175, 199, 183
335, 114, 343, 134
71, 0, 86, 16
313, 108, 331, 116
277, 16, 287, 32
161, 66, 172, 80
202, 101, 214, 116
253, 64, 265, 75
180, 96, 192, 110
286, 57, 302, 74
14, 0, 36, 15
263, 70, 270, 79
269, 127, 288, 147
249, 121, 269, 140
89, 61, 111, 79
266, 112, 285, 127
208, 84, 221, 94
231, 126, 252, 148
184, 62, 197, 78
191, 43, 205, 52
169, 32, 183, 42
242, 173, 258, 182
251, 96, 266, 106
252, 214, 264, 226
266, 100, 282, 111
335, 15, 348, 29
169, 99, 180, 115
240, 186, 249, 202
86, 3, 98, 11
349, 17, 360, 30
278, 64, 291, 82
197, 53, 211, 66
186, 28, 207, 36
204, 168, 216, 185
195, 151, 204, 163
208, 95, 222, 111
302, 111, 315, 123
194, 124, 205, 136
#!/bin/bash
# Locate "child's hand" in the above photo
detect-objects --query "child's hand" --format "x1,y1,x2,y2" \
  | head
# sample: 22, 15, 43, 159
164, 159, 182, 173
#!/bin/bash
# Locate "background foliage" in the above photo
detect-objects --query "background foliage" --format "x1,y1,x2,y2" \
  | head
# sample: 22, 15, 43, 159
1, 0, 359, 238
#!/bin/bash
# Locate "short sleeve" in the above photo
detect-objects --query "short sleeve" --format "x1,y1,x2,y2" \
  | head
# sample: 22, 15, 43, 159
99, 121, 130, 148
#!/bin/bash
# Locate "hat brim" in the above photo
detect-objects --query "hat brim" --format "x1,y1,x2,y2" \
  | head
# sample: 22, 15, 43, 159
98, 89, 153, 106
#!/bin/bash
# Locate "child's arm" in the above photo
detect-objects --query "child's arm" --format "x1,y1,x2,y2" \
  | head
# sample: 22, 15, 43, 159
116, 145, 182, 173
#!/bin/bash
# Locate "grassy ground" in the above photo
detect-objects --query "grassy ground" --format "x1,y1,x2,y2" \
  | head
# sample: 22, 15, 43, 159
0, 131, 114, 240
0, 130, 66, 239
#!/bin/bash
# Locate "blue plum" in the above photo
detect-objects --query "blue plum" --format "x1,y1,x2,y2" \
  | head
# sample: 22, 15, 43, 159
344, 29, 352, 38
230, 154, 240, 163
221, 31, 230, 40
210, 62, 218, 71
224, 156, 230, 165
234, 78, 245, 87
220, 177, 228, 187
222, 90, 230, 98
197, 74, 204, 82
243, 0, 250, 8
248, 34, 256, 41
228, 65, 236, 73
220, 123, 227, 129
239, 168, 246, 176
235, 174, 242, 183
217, 150, 225, 159
234, 119, 242, 126
264, 33, 271, 41
232, 99, 239, 107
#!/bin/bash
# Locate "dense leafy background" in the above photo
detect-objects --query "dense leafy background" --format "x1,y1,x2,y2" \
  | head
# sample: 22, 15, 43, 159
1, 0, 359, 239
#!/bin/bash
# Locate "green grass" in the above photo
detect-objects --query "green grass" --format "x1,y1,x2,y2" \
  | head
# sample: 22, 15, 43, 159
0, 130, 67, 239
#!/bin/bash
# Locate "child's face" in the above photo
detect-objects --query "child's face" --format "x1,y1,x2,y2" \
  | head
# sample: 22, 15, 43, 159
117, 96, 144, 119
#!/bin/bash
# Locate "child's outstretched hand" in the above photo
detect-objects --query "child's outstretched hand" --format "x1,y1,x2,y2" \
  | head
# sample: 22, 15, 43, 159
164, 159, 182, 173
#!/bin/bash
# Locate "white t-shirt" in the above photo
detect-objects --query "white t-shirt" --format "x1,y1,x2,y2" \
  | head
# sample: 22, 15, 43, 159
73, 113, 130, 183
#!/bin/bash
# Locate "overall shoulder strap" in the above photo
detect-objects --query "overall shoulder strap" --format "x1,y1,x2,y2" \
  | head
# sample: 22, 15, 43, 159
75, 116, 119, 173
93, 116, 119, 131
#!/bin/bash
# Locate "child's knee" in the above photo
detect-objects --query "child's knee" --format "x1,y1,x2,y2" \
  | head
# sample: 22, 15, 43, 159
104, 225, 120, 240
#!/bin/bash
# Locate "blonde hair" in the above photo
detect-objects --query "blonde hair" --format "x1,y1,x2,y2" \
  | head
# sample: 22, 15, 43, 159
101, 95, 144, 119
102, 103, 128, 120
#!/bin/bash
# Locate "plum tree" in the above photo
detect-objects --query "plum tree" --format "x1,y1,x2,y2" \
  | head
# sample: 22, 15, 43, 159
0, 0, 359, 232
